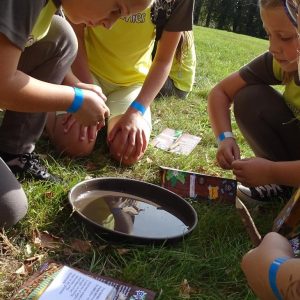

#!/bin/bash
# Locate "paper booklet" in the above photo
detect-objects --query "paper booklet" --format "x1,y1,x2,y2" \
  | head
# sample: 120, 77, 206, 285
236, 187, 300, 256
12, 261, 156, 300
151, 128, 201, 155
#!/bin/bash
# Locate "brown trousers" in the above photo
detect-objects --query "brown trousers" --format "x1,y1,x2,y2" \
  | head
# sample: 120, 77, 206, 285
234, 84, 300, 162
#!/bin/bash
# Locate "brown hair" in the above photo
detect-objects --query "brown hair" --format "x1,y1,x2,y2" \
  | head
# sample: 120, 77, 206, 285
174, 31, 193, 64
259, 0, 298, 83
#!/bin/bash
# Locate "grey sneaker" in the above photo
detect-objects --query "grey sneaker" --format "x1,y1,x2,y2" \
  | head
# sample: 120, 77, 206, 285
0, 152, 60, 182
237, 184, 292, 205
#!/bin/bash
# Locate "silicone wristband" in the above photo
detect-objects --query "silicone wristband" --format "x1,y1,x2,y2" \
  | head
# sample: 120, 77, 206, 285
66, 87, 84, 113
217, 131, 234, 144
130, 100, 146, 115
269, 257, 290, 300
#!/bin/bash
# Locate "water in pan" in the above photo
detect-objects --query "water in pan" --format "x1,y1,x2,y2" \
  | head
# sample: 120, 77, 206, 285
73, 190, 190, 238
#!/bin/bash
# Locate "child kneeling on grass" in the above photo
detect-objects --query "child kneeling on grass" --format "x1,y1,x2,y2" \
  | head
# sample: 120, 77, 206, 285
0, 0, 153, 227
208, 0, 300, 205
242, 1, 300, 299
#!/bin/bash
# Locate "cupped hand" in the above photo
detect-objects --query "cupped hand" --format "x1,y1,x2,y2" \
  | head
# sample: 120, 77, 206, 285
108, 111, 147, 164
73, 87, 110, 126
216, 138, 240, 169
232, 157, 274, 187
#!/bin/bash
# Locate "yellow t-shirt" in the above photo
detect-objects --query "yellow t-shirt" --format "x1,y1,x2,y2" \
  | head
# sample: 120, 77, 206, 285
26, 0, 58, 47
273, 59, 300, 119
169, 32, 196, 92
85, 8, 155, 86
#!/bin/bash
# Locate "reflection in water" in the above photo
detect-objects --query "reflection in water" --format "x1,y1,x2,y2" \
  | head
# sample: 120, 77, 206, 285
74, 190, 190, 238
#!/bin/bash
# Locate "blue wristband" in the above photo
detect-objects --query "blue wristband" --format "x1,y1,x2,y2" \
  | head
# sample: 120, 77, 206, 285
67, 87, 84, 113
269, 257, 290, 300
217, 131, 234, 144
130, 100, 146, 115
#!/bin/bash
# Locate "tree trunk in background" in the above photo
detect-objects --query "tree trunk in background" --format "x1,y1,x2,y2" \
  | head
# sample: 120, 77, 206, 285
232, 0, 243, 32
216, 0, 233, 29
205, 0, 216, 27
245, 0, 259, 36
193, 0, 265, 39
194, 0, 203, 25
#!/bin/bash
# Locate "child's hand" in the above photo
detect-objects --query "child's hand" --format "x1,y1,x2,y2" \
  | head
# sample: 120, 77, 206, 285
73, 88, 109, 126
217, 138, 240, 169
108, 110, 147, 165
232, 157, 273, 186
62, 114, 103, 142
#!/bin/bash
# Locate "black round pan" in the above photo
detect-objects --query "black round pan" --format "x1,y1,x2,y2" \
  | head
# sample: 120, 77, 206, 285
68, 177, 198, 244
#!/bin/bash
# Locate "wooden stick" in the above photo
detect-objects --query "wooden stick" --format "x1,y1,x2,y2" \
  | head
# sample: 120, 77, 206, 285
235, 197, 262, 247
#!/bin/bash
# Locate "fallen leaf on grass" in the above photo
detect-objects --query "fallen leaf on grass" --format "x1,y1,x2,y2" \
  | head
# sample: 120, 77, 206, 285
69, 239, 92, 253
0, 231, 20, 255
146, 157, 153, 164
44, 191, 54, 199
25, 243, 32, 256
32, 229, 63, 250
116, 248, 130, 255
179, 279, 191, 298
14, 255, 44, 276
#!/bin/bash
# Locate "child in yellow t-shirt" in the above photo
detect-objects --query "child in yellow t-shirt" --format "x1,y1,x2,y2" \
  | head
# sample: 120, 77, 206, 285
158, 31, 196, 99
47, 0, 194, 165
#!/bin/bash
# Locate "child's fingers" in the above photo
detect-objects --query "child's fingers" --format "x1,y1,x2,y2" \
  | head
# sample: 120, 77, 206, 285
63, 115, 77, 133
87, 125, 98, 142
108, 126, 118, 143
233, 146, 241, 160
123, 132, 136, 161
79, 125, 88, 141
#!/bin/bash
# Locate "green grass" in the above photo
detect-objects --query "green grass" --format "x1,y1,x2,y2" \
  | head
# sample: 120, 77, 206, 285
0, 26, 283, 299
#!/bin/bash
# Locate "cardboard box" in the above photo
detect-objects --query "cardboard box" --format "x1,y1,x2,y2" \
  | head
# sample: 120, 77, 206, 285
160, 166, 237, 204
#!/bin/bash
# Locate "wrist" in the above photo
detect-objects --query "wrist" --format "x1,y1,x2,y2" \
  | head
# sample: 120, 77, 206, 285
216, 131, 234, 145
130, 100, 146, 116
269, 257, 290, 300
66, 87, 84, 113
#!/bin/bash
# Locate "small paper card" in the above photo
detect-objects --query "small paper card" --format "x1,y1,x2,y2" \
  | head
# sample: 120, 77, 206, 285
160, 166, 237, 204
151, 128, 201, 155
